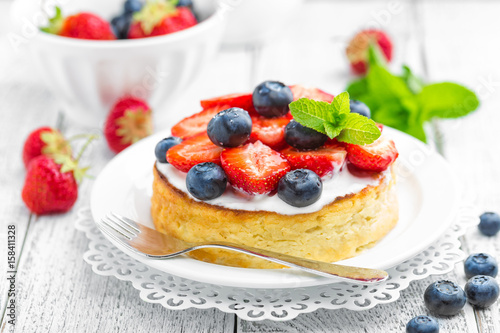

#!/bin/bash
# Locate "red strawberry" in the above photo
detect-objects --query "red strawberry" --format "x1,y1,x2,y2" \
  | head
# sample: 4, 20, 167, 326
376, 123, 384, 132
281, 142, 347, 178
289, 85, 335, 102
250, 116, 291, 150
22, 155, 79, 215
104, 96, 152, 154
346, 29, 393, 75
220, 141, 290, 195
171, 105, 229, 139
346, 136, 398, 172
167, 133, 222, 172
128, 3, 197, 39
200, 93, 256, 114
22, 127, 72, 168
41, 7, 115, 40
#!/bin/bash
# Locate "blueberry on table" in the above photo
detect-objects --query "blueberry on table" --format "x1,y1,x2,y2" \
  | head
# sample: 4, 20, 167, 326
424, 280, 466, 316
278, 169, 322, 207
253, 81, 293, 118
111, 13, 132, 40
478, 212, 500, 236
124, 0, 143, 13
406, 315, 439, 333
177, 0, 194, 9
349, 100, 371, 118
284, 120, 328, 151
465, 275, 499, 308
186, 162, 227, 201
464, 253, 498, 279
207, 108, 252, 148
155, 136, 182, 163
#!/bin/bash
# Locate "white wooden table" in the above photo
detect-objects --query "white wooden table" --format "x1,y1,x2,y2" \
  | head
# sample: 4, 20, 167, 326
1, 0, 500, 331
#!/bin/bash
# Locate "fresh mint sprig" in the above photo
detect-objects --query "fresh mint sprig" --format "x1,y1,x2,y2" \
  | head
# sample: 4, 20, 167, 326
289, 92, 381, 145
347, 45, 480, 142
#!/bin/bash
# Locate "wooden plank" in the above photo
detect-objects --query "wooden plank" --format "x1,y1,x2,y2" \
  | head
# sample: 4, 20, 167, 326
420, 1, 500, 332
0, 13, 61, 324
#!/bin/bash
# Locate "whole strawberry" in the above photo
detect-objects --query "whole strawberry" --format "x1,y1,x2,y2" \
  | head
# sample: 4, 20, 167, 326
346, 29, 393, 75
41, 7, 115, 40
22, 155, 82, 215
22, 127, 72, 168
104, 96, 153, 153
128, 2, 197, 39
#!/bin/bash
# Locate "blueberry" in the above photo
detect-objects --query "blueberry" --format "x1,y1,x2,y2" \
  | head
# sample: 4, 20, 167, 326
424, 280, 466, 316
406, 315, 439, 333
349, 100, 371, 118
478, 212, 500, 236
155, 136, 182, 163
124, 0, 143, 13
465, 275, 499, 308
111, 13, 132, 39
177, 0, 193, 9
253, 81, 293, 118
284, 120, 328, 151
207, 108, 252, 148
278, 169, 322, 207
464, 253, 498, 279
186, 162, 227, 201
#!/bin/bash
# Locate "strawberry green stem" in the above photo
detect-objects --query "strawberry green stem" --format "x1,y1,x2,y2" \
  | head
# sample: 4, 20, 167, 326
75, 134, 99, 162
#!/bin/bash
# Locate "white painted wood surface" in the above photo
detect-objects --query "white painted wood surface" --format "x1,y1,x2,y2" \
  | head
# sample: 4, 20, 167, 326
1, 0, 499, 332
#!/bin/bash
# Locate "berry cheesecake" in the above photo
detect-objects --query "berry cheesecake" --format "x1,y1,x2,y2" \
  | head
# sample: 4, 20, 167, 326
151, 82, 399, 269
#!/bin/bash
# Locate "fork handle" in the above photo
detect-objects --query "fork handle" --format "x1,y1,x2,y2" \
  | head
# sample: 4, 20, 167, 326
189, 242, 388, 283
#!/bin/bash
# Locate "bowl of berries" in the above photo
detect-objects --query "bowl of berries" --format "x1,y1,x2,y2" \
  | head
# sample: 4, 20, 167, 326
10, 0, 225, 126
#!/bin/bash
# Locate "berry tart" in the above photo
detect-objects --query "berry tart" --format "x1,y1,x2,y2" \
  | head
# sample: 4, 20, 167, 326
151, 81, 399, 269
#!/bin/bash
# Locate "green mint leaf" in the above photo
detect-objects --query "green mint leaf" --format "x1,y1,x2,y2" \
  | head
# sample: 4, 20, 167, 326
346, 77, 368, 99
331, 91, 350, 114
367, 64, 413, 105
368, 44, 387, 67
289, 98, 334, 134
336, 113, 381, 145
401, 65, 425, 94
324, 122, 343, 138
290, 93, 380, 144
417, 82, 480, 120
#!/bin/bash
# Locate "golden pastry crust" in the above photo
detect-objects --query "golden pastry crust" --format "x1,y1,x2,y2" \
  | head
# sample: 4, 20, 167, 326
151, 165, 398, 269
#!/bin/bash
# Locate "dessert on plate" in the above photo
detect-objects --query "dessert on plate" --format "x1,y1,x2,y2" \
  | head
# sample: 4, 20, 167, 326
151, 81, 399, 269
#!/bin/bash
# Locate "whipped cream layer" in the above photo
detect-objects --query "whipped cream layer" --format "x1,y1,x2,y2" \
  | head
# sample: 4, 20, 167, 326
156, 162, 391, 215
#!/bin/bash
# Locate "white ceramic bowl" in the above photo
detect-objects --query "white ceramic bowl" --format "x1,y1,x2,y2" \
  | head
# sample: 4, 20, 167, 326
10, 0, 225, 126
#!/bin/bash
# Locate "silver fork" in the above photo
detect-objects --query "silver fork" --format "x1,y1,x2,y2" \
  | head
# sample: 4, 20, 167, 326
96, 213, 389, 284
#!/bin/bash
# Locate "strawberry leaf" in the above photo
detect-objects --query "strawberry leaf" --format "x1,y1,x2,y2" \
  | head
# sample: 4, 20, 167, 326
40, 7, 64, 35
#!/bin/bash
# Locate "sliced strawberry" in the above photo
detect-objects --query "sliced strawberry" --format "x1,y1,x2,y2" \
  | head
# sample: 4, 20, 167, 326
166, 133, 222, 172
289, 85, 335, 102
280, 142, 347, 178
171, 105, 229, 139
200, 93, 256, 114
250, 116, 291, 150
346, 136, 398, 172
221, 141, 290, 194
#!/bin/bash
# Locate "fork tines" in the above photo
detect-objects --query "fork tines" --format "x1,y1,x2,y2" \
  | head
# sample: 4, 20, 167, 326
98, 213, 141, 241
